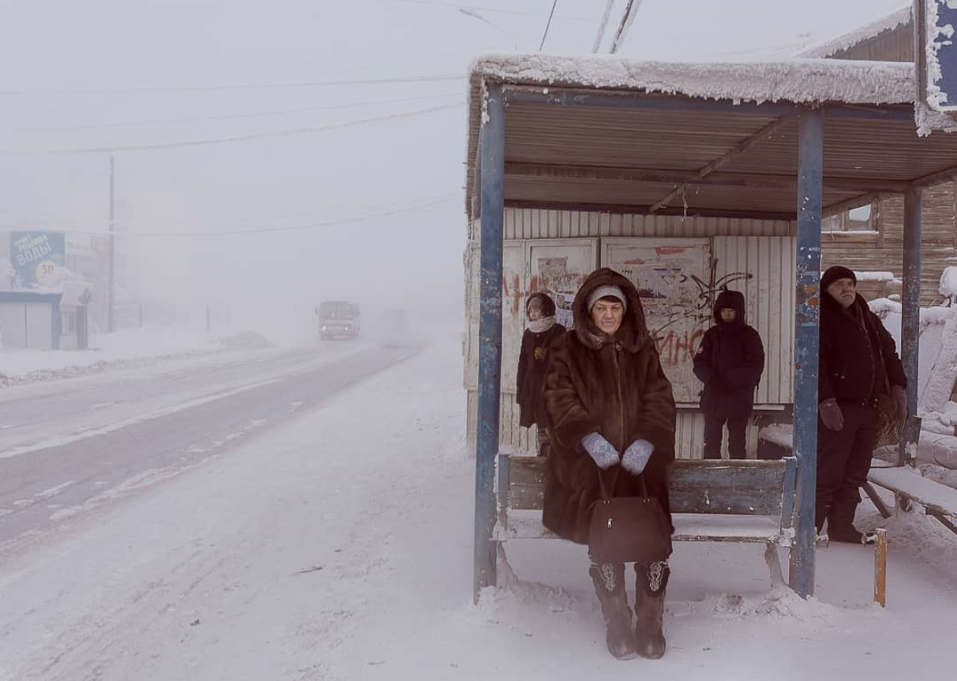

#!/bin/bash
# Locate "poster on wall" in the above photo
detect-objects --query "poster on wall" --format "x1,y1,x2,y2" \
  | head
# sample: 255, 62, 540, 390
10, 231, 65, 289
605, 240, 713, 403
535, 256, 586, 329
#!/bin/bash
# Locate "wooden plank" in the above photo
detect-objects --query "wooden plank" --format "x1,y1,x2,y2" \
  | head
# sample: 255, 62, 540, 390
505, 512, 782, 542
506, 457, 790, 514
867, 467, 957, 521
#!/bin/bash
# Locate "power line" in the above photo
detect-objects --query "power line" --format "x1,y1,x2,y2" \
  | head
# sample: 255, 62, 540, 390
13, 91, 462, 133
0, 73, 461, 97
0, 193, 459, 238
0, 102, 464, 154
609, 0, 643, 54
592, 0, 617, 53
539, 0, 559, 51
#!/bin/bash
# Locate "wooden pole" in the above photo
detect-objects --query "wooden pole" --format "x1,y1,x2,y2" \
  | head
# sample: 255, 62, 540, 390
874, 529, 888, 607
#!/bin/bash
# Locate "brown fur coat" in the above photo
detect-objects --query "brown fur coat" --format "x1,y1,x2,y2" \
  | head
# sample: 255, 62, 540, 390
542, 268, 677, 545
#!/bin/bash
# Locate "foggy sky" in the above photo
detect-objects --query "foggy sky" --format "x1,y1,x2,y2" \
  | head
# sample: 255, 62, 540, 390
0, 0, 907, 337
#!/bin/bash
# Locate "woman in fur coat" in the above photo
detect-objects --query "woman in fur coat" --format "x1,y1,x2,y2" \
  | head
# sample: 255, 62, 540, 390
543, 268, 676, 660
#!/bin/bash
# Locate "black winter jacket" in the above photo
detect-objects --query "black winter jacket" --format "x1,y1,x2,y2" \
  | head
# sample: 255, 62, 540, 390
692, 290, 765, 420
819, 291, 905, 405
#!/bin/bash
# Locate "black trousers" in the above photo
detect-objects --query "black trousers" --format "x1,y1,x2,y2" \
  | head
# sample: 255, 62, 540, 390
816, 403, 877, 525
703, 414, 749, 460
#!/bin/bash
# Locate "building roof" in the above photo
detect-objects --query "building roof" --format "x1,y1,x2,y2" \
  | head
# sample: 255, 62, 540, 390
797, 5, 912, 59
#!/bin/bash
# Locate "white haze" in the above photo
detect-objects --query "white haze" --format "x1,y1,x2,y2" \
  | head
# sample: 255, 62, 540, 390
0, 0, 907, 344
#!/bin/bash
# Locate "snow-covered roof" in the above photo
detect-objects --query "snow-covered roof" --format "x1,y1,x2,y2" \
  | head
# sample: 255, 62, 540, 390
464, 52, 957, 221
797, 5, 912, 59
470, 54, 916, 106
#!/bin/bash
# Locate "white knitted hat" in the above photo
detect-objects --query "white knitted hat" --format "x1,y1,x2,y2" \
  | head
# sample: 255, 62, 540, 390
587, 285, 627, 312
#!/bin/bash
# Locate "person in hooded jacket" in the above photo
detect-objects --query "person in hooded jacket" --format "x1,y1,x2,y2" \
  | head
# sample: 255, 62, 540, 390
692, 289, 765, 460
515, 292, 566, 456
543, 268, 676, 661
817, 266, 906, 543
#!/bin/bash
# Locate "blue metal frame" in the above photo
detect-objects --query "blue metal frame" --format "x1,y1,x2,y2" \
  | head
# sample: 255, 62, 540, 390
899, 188, 922, 466
790, 109, 823, 599
474, 83, 506, 604
0, 291, 62, 350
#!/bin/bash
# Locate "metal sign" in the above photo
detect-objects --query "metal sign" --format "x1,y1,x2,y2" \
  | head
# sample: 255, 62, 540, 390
10, 231, 65, 289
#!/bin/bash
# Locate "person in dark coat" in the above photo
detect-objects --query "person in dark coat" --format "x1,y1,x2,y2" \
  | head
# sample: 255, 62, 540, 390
543, 267, 676, 660
516, 292, 566, 455
818, 266, 907, 543
692, 289, 765, 459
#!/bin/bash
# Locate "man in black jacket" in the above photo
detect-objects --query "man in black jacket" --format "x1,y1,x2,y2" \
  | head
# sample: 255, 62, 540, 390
817, 266, 907, 543
693, 289, 765, 459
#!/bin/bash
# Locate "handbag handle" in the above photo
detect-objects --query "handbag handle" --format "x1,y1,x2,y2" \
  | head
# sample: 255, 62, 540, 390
597, 467, 651, 501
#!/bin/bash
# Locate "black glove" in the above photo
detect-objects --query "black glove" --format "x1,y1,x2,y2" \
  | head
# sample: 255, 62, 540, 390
892, 385, 907, 422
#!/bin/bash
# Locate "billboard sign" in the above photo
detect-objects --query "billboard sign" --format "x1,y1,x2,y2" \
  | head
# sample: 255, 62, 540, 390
10, 231, 65, 289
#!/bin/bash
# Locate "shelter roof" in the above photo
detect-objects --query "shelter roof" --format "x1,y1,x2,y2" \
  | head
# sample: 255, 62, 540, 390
465, 54, 957, 222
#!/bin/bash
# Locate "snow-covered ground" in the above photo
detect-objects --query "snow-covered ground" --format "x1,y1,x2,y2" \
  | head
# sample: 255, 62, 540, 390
1, 330, 955, 680
0, 325, 250, 386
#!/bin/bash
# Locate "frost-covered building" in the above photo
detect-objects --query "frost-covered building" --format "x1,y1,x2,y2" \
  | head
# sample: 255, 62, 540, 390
801, 4, 957, 304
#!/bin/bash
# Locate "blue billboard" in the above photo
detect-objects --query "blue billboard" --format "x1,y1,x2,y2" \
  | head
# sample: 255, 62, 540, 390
10, 231, 65, 289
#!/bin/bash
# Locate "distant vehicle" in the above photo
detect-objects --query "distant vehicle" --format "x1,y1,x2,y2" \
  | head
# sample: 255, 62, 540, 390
317, 300, 360, 340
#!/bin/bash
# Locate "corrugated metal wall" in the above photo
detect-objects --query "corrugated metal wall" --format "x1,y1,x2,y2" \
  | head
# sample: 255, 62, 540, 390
712, 236, 796, 405
465, 207, 795, 457
471, 208, 794, 241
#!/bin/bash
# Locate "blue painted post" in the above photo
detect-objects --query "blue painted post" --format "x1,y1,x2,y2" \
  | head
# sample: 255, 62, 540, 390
899, 187, 922, 466
473, 83, 505, 604
790, 108, 823, 599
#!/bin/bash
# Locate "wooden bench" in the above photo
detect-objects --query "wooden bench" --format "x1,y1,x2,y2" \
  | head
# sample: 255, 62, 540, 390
495, 455, 798, 585
866, 466, 957, 536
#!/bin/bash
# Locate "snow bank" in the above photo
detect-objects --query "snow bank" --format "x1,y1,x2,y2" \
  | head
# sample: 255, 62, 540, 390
855, 271, 897, 282
0, 326, 279, 387
759, 423, 793, 449
704, 585, 837, 622
939, 266, 957, 300
471, 54, 915, 106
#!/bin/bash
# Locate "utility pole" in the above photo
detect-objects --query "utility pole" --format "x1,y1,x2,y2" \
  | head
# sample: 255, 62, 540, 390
107, 154, 115, 333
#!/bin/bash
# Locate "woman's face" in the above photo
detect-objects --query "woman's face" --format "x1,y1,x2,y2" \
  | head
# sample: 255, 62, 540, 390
591, 299, 624, 335
528, 306, 542, 321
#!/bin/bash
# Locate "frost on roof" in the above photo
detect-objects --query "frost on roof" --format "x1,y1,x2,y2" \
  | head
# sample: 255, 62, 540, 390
797, 4, 912, 59
470, 54, 915, 106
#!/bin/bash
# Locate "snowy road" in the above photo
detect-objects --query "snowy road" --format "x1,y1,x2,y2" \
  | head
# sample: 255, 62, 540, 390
0, 339, 422, 554
0, 332, 956, 681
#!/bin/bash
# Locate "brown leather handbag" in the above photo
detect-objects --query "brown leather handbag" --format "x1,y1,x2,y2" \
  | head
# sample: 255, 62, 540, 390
588, 469, 673, 564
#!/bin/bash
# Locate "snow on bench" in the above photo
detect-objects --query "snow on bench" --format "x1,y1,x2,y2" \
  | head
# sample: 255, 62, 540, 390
867, 467, 957, 529
496, 456, 797, 584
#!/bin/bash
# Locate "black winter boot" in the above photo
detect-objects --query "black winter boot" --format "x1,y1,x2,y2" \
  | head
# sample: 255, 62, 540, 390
634, 561, 669, 660
589, 562, 637, 660
827, 503, 864, 544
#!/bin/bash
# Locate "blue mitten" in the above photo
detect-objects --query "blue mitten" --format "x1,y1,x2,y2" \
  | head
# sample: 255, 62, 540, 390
621, 440, 654, 475
581, 433, 621, 469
